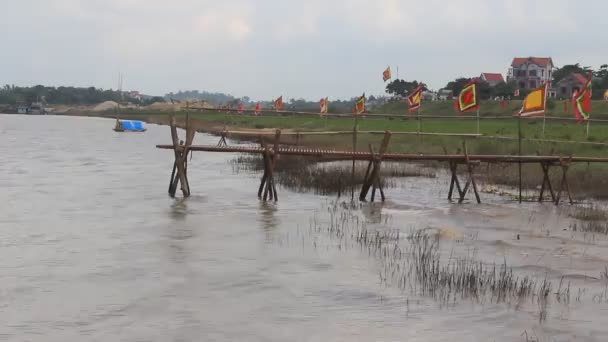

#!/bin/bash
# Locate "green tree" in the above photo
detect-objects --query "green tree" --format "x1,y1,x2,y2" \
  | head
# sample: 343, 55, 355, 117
444, 78, 472, 97
552, 63, 592, 83
385, 79, 424, 97
492, 81, 516, 98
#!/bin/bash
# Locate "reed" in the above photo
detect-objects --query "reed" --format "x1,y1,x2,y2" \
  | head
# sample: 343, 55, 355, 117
231, 155, 435, 195
305, 206, 583, 322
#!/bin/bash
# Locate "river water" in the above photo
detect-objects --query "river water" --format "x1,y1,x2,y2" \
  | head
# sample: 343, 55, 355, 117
2, 115, 608, 341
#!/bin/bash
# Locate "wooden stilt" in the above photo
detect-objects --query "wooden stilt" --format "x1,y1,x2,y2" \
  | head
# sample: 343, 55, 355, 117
538, 162, 556, 202
359, 131, 391, 202
217, 128, 228, 146
447, 161, 464, 201
168, 116, 192, 198
458, 142, 481, 204
555, 157, 574, 205
259, 130, 281, 202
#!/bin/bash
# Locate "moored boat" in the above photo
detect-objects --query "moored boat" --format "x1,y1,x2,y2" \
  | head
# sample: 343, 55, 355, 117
114, 118, 146, 132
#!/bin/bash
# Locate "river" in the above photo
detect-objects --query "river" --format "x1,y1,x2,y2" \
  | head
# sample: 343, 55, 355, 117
1, 115, 608, 341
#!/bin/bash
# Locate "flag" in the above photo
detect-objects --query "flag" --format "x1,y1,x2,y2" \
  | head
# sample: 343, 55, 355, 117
319, 97, 328, 115
254, 103, 261, 115
382, 67, 391, 82
457, 82, 478, 113
407, 86, 423, 113
500, 100, 506, 111
514, 88, 520, 97
517, 82, 548, 117
237, 103, 244, 114
355, 93, 365, 114
274, 96, 283, 111
573, 76, 592, 122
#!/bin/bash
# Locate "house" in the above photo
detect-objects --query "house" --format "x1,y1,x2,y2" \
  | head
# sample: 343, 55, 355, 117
555, 73, 589, 99
507, 57, 554, 90
437, 88, 453, 100
480, 73, 505, 86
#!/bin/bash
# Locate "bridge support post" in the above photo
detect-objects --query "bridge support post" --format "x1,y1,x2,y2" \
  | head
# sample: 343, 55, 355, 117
217, 128, 228, 147
555, 157, 574, 205
447, 161, 464, 201
538, 161, 557, 203
258, 129, 281, 202
168, 115, 195, 198
447, 143, 481, 204
359, 131, 391, 202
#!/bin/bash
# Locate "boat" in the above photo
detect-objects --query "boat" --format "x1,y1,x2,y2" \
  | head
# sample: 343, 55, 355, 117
114, 118, 146, 132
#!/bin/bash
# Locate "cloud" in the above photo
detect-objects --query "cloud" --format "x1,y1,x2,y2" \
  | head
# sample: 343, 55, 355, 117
2, 0, 608, 99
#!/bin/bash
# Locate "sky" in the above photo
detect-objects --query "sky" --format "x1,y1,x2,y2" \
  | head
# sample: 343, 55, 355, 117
2, 0, 607, 101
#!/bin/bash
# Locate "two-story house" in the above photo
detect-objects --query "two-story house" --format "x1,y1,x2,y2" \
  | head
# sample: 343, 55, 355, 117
507, 57, 554, 90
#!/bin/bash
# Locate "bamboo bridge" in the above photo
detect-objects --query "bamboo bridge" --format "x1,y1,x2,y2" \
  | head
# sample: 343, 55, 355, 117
156, 117, 608, 205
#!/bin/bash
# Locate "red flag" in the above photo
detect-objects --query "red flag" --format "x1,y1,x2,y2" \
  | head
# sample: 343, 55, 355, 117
382, 67, 391, 82
456, 82, 478, 113
453, 100, 459, 112
274, 96, 283, 111
572, 75, 592, 122
237, 103, 244, 114
319, 97, 328, 115
407, 86, 424, 113
355, 94, 365, 114
500, 100, 505, 111
254, 103, 261, 115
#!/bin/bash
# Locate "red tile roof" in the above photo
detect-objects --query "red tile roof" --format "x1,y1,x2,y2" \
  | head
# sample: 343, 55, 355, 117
511, 57, 553, 67
481, 73, 504, 83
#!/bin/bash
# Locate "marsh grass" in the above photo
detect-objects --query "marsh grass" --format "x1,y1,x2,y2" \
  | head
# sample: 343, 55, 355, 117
230, 155, 436, 195
569, 204, 608, 234
306, 207, 575, 321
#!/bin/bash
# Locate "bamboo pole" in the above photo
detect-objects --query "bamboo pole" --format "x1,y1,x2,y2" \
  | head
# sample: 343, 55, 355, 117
351, 115, 358, 202
476, 108, 480, 135
518, 115, 522, 203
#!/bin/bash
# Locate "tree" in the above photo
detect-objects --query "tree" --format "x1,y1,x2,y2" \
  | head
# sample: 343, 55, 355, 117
385, 79, 424, 97
477, 81, 492, 100
552, 63, 592, 83
492, 81, 516, 98
444, 78, 471, 97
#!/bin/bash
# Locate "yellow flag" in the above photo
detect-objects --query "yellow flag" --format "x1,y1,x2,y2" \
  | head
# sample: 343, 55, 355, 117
518, 83, 547, 117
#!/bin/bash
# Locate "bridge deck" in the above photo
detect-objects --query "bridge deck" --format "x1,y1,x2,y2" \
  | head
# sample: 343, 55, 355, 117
156, 144, 608, 164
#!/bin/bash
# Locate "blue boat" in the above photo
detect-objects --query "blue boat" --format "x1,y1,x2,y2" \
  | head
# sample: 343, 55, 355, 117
114, 119, 146, 132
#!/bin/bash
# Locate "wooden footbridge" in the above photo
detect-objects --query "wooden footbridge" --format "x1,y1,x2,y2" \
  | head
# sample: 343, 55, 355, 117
156, 117, 608, 205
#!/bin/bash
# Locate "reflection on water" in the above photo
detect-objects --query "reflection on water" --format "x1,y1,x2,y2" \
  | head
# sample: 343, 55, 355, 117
258, 201, 280, 232
1, 115, 608, 341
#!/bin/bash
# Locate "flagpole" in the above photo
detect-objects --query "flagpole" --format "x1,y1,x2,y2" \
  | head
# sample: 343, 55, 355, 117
542, 115, 546, 139
586, 117, 590, 138
518, 114, 522, 203
542, 81, 549, 139
351, 115, 358, 202
417, 107, 421, 135
476, 108, 480, 135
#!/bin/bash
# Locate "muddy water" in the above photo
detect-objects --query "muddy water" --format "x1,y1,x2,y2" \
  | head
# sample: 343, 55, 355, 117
2, 115, 608, 341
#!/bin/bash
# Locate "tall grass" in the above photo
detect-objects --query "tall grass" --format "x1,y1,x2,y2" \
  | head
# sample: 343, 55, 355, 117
306, 207, 578, 321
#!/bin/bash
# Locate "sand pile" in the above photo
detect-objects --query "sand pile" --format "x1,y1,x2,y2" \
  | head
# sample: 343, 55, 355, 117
145, 102, 182, 111
92, 101, 119, 112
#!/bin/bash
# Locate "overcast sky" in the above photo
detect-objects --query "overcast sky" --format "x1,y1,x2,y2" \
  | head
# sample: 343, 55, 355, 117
2, 0, 606, 100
